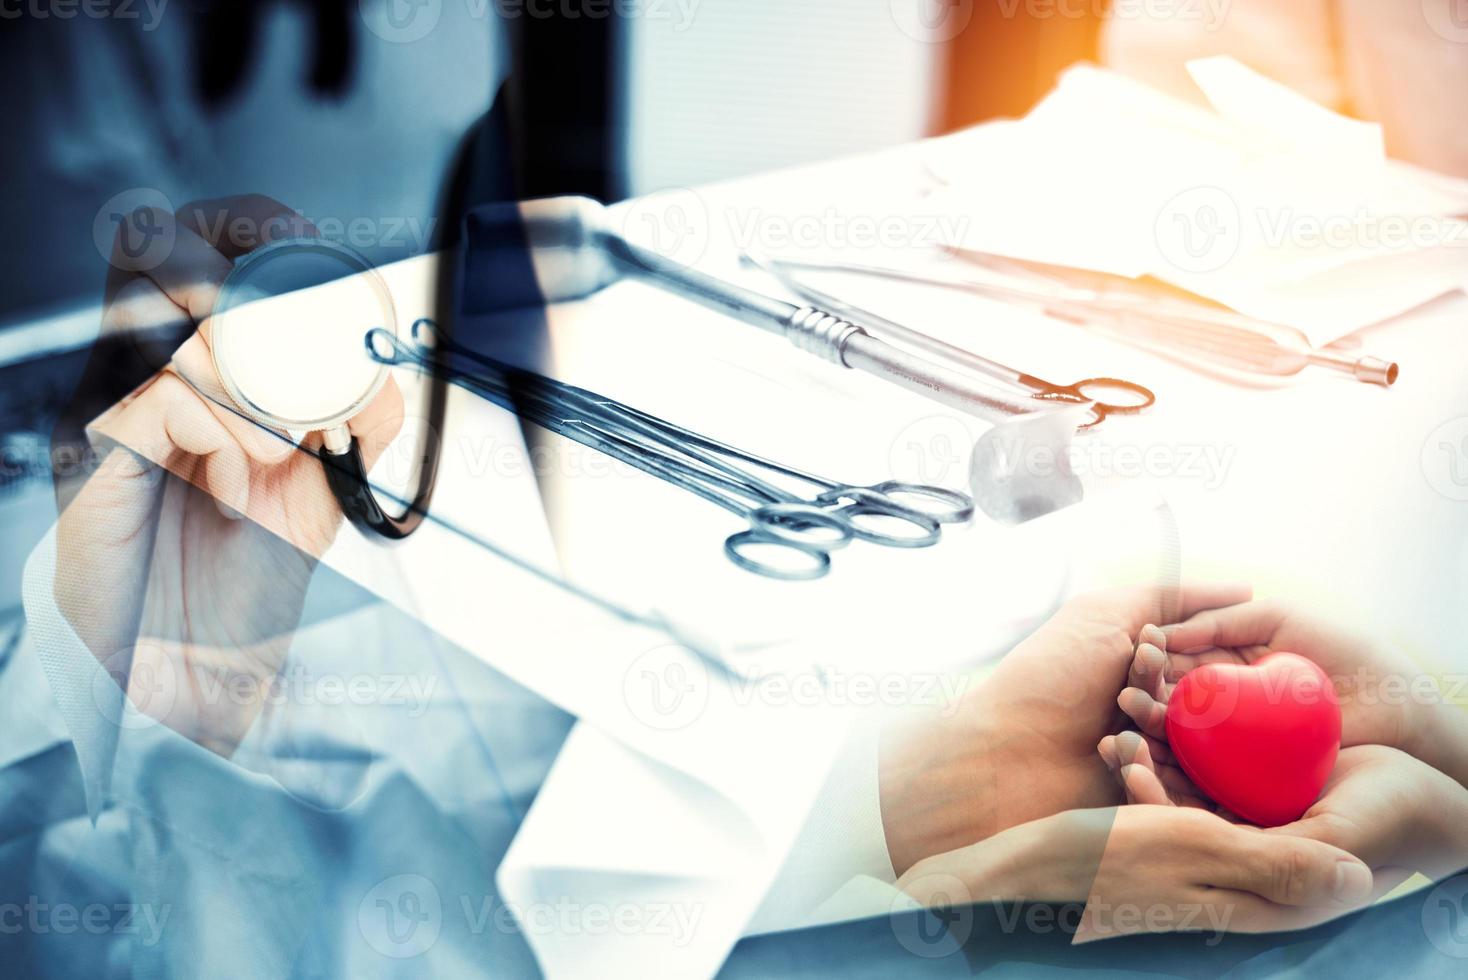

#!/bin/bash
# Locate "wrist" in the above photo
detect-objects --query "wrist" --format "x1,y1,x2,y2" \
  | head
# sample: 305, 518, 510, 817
878, 691, 1004, 876
1404, 695, 1468, 790
897, 811, 1083, 906
1412, 764, 1468, 874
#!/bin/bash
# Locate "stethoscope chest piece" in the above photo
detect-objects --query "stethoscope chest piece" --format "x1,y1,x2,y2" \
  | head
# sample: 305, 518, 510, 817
210, 238, 427, 539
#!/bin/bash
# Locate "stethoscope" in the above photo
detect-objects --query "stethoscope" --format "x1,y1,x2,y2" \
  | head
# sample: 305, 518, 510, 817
209, 238, 442, 539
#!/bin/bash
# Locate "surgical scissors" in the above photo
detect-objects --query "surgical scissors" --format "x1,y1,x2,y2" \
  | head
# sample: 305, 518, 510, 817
744, 253, 1157, 428
368, 320, 974, 580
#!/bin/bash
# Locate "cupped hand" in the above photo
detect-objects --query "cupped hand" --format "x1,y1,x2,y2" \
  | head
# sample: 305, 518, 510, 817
878, 582, 1251, 875
1104, 734, 1468, 896
897, 802, 1375, 944
1276, 745, 1468, 889
1103, 623, 1468, 892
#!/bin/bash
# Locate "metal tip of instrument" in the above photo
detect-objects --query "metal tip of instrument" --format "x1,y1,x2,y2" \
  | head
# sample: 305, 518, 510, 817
1309, 349, 1399, 387
1354, 356, 1399, 388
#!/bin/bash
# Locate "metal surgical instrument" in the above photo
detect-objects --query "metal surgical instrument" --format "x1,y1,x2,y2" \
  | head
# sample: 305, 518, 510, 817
492, 197, 1049, 424
741, 251, 1155, 429
765, 252, 1398, 388
369, 320, 974, 581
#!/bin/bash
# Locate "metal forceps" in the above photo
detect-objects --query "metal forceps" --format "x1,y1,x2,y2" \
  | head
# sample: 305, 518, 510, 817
368, 320, 973, 581
745, 254, 1156, 429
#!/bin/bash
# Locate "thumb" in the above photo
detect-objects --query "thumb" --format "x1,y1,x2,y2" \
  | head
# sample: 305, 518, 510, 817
1214, 826, 1374, 909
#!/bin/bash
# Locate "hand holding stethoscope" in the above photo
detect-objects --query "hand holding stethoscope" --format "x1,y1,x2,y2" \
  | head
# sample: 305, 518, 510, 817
53, 196, 412, 759
82, 197, 414, 556
205, 236, 435, 539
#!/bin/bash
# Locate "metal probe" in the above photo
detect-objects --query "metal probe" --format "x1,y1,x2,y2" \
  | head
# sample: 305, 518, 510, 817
502, 197, 1052, 425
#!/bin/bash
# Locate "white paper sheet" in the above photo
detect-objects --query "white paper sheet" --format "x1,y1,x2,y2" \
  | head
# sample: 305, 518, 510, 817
925, 58, 1468, 346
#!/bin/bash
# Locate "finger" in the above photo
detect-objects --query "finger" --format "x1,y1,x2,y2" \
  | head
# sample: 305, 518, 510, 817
1112, 732, 1172, 806
1155, 764, 1206, 806
1118, 762, 1171, 806
1171, 582, 1254, 625
169, 334, 296, 466
106, 370, 250, 516
1113, 730, 1153, 771
1163, 599, 1289, 654
1118, 687, 1169, 740
131, 212, 236, 328
1174, 891, 1362, 938
174, 194, 315, 259
202, 437, 251, 520
1097, 735, 1121, 772
101, 274, 195, 362
1143, 746, 1184, 775
1091, 581, 1253, 637
1207, 828, 1373, 910
158, 375, 251, 517
136, 197, 313, 341
1162, 648, 1248, 683
1127, 636, 1169, 699
1141, 733, 1176, 766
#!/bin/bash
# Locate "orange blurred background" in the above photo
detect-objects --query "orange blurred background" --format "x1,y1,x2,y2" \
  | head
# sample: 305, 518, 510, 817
939, 5, 1104, 131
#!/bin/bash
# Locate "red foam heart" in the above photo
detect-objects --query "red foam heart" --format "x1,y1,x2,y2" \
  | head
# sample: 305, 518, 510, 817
1165, 652, 1341, 827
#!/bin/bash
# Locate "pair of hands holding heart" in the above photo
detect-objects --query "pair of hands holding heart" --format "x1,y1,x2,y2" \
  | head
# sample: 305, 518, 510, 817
1099, 599, 1468, 899
889, 587, 1468, 943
